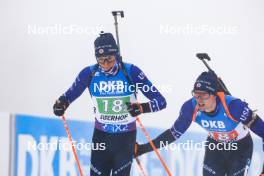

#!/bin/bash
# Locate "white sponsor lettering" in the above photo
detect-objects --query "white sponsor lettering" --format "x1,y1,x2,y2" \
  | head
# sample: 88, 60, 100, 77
201, 120, 226, 129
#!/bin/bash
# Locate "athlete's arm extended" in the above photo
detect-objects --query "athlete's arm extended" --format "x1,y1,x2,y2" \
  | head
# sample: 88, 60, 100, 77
135, 99, 194, 156
130, 65, 167, 113
60, 66, 92, 103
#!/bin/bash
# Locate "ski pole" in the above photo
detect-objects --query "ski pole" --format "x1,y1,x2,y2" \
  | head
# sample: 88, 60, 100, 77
136, 117, 172, 176
134, 143, 148, 176
135, 157, 148, 176
61, 115, 84, 176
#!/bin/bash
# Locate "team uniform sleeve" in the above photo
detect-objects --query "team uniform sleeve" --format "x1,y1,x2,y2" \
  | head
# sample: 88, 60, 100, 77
229, 99, 264, 151
139, 99, 194, 153
130, 65, 167, 112
169, 98, 194, 140
61, 66, 92, 104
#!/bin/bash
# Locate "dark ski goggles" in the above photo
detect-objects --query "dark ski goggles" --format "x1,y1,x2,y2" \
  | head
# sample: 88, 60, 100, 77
192, 90, 210, 100
96, 55, 115, 64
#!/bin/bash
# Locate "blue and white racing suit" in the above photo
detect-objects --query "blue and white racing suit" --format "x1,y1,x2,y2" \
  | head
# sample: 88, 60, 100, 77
168, 95, 264, 176
141, 94, 264, 176
61, 62, 167, 175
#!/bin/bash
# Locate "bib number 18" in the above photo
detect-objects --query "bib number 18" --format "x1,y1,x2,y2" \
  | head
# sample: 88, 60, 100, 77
97, 97, 130, 114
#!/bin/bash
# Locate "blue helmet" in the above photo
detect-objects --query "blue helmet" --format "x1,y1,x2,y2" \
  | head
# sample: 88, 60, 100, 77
94, 32, 119, 57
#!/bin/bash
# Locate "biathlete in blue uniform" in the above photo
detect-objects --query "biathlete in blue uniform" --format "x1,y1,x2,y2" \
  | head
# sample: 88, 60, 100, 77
53, 32, 166, 175
135, 71, 264, 176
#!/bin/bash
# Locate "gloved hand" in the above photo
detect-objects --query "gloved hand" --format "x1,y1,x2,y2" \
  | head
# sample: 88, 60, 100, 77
126, 102, 143, 117
134, 129, 176, 158
126, 102, 151, 117
134, 142, 151, 158
53, 96, 69, 116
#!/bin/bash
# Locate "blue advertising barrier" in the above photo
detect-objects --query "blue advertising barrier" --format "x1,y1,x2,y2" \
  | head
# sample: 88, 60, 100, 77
15, 114, 92, 176
14, 114, 263, 176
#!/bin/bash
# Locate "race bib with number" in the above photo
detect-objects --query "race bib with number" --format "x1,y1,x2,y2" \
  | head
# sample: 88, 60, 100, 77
93, 96, 136, 124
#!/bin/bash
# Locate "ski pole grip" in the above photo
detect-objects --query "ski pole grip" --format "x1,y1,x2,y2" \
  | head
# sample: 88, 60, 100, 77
196, 53, 211, 61
196, 53, 213, 71
112, 11, 124, 17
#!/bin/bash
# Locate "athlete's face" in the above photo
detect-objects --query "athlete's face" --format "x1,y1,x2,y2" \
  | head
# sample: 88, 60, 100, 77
97, 55, 116, 71
192, 91, 216, 112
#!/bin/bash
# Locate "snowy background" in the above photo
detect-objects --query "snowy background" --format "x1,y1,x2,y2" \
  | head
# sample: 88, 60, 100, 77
0, 0, 264, 175
1, 0, 264, 129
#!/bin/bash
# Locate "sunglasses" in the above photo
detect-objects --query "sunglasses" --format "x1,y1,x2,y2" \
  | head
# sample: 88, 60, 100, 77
97, 55, 116, 64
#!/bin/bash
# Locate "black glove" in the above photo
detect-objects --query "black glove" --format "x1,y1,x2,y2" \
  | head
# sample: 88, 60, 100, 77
53, 96, 69, 116
134, 142, 152, 158
261, 165, 264, 175
134, 129, 176, 158
126, 102, 151, 117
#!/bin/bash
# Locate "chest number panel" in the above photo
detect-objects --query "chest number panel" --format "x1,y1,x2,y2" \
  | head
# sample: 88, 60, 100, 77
96, 97, 130, 114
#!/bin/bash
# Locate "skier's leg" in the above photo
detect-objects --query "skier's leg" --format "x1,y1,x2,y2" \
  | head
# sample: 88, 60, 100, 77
112, 147, 134, 176
112, 130, 136, 176
226, 135, 253, 176
90, 128, 112, 176
203, 138, 228, 176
